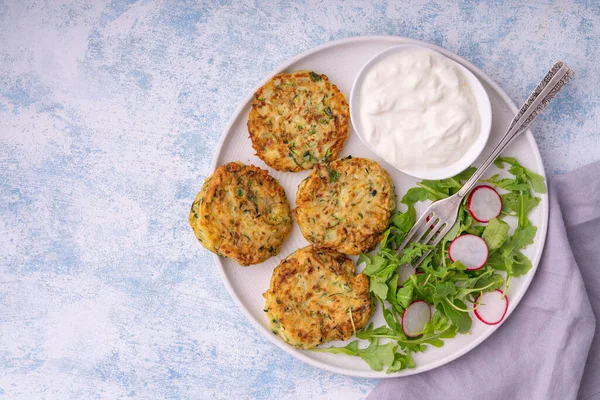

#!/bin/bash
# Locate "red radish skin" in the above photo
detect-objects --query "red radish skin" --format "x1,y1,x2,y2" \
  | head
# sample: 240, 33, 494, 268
402, 300, 432, 338
448, 234, 489, 270
425, 215, 437, 230
468, 185, 502, 223
474, 289, 508, 325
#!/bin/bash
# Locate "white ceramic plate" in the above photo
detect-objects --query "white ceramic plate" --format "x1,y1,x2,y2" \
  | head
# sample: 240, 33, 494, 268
210, 36, 548, 378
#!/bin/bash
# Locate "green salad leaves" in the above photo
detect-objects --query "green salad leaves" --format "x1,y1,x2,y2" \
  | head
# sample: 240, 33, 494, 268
312, 157, 545, 373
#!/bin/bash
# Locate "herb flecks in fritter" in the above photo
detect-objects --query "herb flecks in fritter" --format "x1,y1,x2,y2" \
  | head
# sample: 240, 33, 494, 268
263, 246, 373, 349
189, 162, 292, 266
248, 71, 350, 172
294, 157, 395, 255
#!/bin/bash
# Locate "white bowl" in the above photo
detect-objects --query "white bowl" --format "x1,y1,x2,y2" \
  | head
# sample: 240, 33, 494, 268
349, 44, 492, 180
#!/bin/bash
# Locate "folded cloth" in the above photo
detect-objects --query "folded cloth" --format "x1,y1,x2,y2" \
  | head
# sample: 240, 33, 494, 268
368, 162, 600, 400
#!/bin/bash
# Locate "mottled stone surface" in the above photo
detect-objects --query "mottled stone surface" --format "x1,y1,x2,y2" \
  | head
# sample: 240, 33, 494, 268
1, 0, 598, 398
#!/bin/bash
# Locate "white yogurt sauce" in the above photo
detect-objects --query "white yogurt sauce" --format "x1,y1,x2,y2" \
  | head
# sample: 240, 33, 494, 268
358, 49, 480, 171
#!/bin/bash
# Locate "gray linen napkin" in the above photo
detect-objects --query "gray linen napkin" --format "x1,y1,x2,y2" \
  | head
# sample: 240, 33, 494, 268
368, 162, 600, 400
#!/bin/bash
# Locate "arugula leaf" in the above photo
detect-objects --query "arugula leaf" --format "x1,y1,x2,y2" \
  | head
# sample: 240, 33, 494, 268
500, 192, 518, 215
448, 260, 468, 271
358, 339, 397, 371
500, 192, 541, 228
358, 318, 457, 349
416, 181, 449, 200
495, 157, 546, 194
511, 251, 533, 276
386, 351, 416, 373
518, 194, 541, 228
386, 273, 402, 311
356, 322, 395, 339
379, 227, 404, 249
485, 251, 505, 270
357, 253, 371, 268
457, 206, 477, 235
311, 339, 396, 372
501, 192, 537, 214
398, 243, 433, 266
369, 277, 389, 300
392, 208, 416, 233
486, 224, 537, 295
527, 172, 546, 194
474, 273, 504, 291
365, 258, 399, 280
484, 176, 530, 192
400, 167, 476, 208
455, 166, 477, 181
455, 273, 504, 299
482, 218, 510, 251
396, 285, 413, 309
362, 255, 387, 276
433, 282, 458, 300
401, 187, 432, 205
438, 300, 472, 334
502, 226, 537, 257
382, 305, 402, 334
444, 219, 462, 242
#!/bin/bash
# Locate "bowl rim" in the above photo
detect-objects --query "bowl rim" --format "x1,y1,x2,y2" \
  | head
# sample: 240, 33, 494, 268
349, 43, 493, 180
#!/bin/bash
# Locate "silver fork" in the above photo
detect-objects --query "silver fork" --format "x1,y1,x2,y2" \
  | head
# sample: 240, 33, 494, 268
396, 61, 574, 268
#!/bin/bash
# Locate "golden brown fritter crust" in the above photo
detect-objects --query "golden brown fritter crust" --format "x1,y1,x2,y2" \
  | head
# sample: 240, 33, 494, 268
188, 162, 292, 266
294, 157, 395, 255
248, 70, 349, 172
264, 246, 373, 349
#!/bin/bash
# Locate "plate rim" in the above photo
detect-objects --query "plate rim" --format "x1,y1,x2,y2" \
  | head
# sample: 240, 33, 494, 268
208, 35, 549, 379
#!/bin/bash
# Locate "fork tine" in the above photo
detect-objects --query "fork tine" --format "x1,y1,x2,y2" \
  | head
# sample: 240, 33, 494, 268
410, 222, 454, 268
420, 219, 446, 246
411, 250, 433, 270
395, 211, 434, 255
429, 222, 454, 248
411, 217, 435, 244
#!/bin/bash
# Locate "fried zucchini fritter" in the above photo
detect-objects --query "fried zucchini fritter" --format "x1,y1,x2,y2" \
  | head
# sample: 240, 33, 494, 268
248, 70, 349, 172
264, 246, 373, 349
189, 162, 292, 266
294, 156, 395, 255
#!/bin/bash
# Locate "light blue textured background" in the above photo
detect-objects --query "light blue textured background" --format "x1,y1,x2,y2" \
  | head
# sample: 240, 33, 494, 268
1, 0, 599, 399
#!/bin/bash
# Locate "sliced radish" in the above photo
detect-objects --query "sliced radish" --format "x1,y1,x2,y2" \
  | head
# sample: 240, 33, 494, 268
402, 300, 431, 338
468, 185, 502, 223
448, 234, 488, 270
474, 289, 508, 325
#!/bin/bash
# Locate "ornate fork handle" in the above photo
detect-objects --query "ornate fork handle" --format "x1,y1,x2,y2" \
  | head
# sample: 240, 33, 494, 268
393, 62, 573, 266
457, 61, 574, 198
